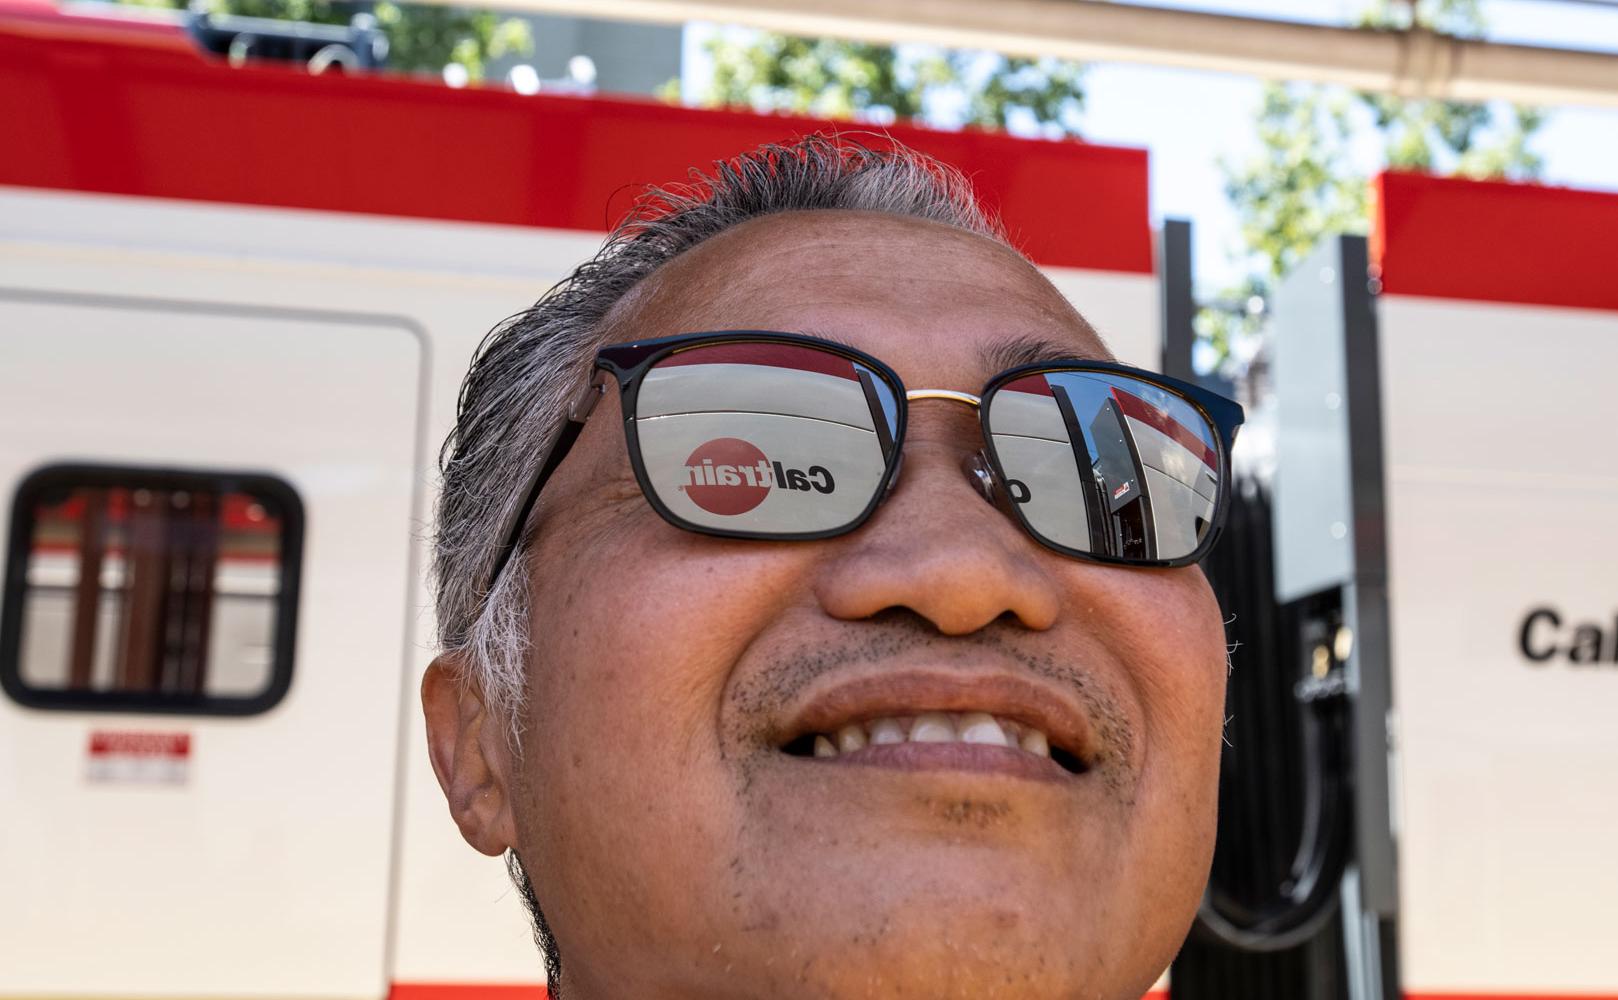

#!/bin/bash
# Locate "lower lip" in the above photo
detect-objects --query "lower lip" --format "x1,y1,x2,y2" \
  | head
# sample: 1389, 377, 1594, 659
793, 742, 1075, 782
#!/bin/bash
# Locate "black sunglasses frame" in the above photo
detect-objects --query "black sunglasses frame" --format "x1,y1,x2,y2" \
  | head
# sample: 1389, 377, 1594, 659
488, 330, 1244, 592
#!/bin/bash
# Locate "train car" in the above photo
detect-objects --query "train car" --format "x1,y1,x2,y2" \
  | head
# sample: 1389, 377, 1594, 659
1251, 169, 1618, 1000
1372, 172, 1618, 1000
0, 4, 1162, 996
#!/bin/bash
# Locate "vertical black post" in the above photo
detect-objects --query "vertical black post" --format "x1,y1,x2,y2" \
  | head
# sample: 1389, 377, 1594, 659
1159, 219, 1196, 382
1338, 237, 1401, 1000
1174, 234, 1401, 1000
1271, 235, 1401, 1000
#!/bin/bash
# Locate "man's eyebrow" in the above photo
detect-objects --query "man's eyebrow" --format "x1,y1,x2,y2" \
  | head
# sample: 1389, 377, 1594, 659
981, 335, 1089, 373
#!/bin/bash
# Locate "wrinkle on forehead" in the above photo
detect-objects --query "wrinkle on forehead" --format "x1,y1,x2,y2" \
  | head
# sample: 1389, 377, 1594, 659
602, 210, 1111, 364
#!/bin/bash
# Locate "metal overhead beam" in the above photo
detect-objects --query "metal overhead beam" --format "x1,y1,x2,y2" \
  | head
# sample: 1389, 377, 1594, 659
433, 0, 1618, 108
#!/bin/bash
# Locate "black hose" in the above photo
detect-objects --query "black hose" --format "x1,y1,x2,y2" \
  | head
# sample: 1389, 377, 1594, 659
1189, 479, 1355, 955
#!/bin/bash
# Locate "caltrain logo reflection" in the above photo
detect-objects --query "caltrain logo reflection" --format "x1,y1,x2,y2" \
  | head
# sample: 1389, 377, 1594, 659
681, 437, 835, 516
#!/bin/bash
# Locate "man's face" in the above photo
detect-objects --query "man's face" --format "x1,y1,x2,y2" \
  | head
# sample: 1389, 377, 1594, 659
442, 211, 1227, 998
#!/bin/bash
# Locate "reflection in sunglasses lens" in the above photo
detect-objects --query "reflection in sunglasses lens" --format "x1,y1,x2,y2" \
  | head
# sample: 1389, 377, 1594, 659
987, 371, 1222, 561
634, 342, 901, 535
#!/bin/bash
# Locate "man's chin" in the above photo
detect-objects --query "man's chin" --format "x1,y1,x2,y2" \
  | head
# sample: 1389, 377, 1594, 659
713, 879, 1147, 1000
716, 755, 1173, 999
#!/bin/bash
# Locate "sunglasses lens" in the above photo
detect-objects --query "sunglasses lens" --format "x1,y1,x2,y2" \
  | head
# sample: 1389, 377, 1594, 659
633, 341, 901, 535
986, 370, 1224, 562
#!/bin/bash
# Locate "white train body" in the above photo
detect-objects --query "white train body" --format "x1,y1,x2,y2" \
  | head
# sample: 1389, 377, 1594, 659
5, 5, 1616, 999
0, 5, 1158, 995
1372, 172, 1618, 1000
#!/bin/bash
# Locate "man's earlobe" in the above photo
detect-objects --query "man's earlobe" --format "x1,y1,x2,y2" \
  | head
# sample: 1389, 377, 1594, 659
422, 656, 518, 857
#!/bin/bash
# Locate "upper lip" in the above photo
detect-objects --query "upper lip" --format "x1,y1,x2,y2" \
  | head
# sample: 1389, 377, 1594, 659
777, 666, 1098, 769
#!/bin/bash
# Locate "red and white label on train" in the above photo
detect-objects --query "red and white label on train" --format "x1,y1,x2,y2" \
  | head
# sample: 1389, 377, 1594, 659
86, 730, 191, 785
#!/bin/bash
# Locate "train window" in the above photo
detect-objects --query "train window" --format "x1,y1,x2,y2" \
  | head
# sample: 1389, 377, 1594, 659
0, 464, 303, 715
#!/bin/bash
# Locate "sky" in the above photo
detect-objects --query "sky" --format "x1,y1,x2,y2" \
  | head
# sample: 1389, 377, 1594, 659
681, 0, 1618, 294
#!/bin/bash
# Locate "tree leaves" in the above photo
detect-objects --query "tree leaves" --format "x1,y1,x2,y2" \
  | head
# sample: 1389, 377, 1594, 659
694, 32, 1084, 135
1207, 0, 1544, 365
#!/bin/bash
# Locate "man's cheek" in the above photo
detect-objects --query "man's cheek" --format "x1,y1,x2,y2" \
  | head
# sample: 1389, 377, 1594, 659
1124, 579, 1226, 733
533, 623, 714, 784
531, 550, 779, 767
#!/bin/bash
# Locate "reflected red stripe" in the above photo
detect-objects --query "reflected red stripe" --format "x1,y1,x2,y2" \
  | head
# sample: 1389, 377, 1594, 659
1110, 387, 1217, 470
30, 540, 279, 563
39, 490, 279, 534
1001, 373, 1057, 397
655, 341, 860, 381
386, 984, 1618, 999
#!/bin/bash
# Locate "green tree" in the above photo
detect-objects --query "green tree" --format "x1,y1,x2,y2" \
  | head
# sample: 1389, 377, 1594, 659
683, 31, 1085, 135
1205, 0, 1543, 360
118, 0, 530, 80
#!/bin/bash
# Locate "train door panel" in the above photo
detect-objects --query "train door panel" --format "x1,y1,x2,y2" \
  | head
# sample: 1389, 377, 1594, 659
0, 290, 422, 998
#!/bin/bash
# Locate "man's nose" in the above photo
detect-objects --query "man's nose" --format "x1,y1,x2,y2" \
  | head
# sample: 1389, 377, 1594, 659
811, 434, 1063, 636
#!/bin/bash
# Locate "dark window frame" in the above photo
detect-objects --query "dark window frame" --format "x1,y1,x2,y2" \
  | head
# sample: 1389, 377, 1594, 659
0, 463, 304, 716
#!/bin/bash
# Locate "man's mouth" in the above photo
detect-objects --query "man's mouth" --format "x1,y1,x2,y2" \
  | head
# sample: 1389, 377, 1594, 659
773, 671, 1097, 779
781, 711, 1087, 775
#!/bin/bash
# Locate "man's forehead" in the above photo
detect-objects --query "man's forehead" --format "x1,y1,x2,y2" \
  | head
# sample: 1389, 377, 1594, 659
608, 210, 1114, 369
795, 325, 1110, 376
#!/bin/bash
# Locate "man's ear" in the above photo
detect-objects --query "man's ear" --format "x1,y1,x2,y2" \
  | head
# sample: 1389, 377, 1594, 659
422, 655, 519, 857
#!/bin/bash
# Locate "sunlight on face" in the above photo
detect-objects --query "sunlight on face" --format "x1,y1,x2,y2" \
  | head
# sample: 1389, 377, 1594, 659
505, 212, 1228, 999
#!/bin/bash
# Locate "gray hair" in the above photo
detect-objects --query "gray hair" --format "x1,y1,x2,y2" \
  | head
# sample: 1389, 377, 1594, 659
432, 133, 1012, 735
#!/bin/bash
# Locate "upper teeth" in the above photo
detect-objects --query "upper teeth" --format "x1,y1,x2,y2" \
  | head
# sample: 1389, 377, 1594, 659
807, 712, 1051, 759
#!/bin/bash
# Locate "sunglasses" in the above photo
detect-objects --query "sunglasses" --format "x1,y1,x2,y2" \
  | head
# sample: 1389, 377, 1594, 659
488, 330, 1244, 591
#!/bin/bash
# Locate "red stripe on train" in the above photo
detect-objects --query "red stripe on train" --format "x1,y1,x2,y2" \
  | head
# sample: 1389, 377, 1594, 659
1374, 171, 1618, 313
388, 985, 1618, 999
390, 986, 549, 1000
0, 4, 1151, 275
386, 988, 1167, 1000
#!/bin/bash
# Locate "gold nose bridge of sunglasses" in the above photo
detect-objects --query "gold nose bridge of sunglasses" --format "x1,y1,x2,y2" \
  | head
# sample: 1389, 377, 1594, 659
881, 389, 1004, 509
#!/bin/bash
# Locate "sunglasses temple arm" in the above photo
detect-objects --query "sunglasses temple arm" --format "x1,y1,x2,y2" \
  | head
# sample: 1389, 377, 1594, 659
483, 377, 607, 595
